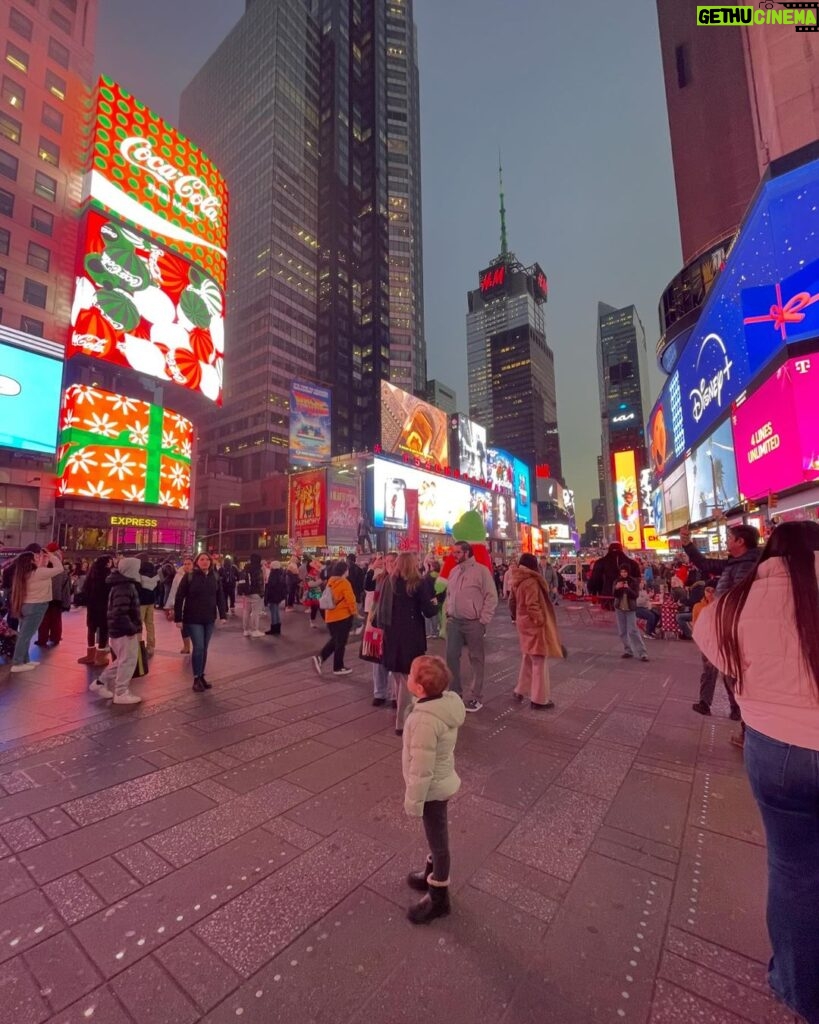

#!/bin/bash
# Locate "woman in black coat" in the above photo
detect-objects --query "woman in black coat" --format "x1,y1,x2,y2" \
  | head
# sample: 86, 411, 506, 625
375, 551, 439, 734
77, 556, 114, 667
174, 552, 220, 692
263, 562, 287, 635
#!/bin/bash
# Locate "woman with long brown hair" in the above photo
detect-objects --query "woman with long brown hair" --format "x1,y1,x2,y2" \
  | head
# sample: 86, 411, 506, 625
508, 553, 565, 709
694, 521, 819, 1023
9, 547, 64, 672
375, 551, 439, 734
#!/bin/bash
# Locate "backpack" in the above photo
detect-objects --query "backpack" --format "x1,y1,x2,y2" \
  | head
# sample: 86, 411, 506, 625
319, 584, 336, 611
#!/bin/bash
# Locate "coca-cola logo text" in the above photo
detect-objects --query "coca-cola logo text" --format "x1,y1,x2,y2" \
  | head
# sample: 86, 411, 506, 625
119, 137, 221, 225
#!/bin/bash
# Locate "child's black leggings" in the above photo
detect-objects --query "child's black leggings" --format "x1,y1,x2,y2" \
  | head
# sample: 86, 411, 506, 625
422, 799, 450, 881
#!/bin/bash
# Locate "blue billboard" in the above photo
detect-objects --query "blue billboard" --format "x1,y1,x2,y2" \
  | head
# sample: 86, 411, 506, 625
512, 457, 531, 524
289, 381, 331, 467
0, 341, 62, 453
652, 153, 819, 471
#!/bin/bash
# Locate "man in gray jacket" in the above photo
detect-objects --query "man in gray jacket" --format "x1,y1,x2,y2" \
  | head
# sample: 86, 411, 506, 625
679, 524, 760, 595
444, 541, 498, 712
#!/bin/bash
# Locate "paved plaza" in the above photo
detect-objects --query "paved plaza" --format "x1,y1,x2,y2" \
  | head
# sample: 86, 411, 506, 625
0, 603, 790, 1024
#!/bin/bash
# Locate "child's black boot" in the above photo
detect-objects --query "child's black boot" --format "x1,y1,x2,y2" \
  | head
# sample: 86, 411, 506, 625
407, 877, 450, 924
406, 856, 433, 892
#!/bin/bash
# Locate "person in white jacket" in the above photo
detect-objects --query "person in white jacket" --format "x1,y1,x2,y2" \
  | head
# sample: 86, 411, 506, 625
402, 654, 466, 925
693, 521, 819, 1023
9, 547, 64, 672
166, 557, 194, 654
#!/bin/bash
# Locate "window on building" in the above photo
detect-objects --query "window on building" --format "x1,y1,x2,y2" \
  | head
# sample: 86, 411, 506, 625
0, 227, 9, 254
0, 149, 18, 180
675, 44, 691, 88
5, 42, 29, 74
20, 315, 43, 336
26, 240, 49, 271
9, 8, 34, 41
47, 37, 69, 69
30, 205, 52, 234
33, 169, 56, 200
37, 136, 59, 166
45, 69, 65, 100
23, 277, 46, 308
0, 112, 22, 145
0, 267, 6, 294
41, 101, 62, 132
1, 75, 25, 110
0, 188, 13, 216
49, 7, 72, 33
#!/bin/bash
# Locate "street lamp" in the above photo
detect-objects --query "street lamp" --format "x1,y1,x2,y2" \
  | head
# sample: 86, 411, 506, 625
217, 502, 240, 555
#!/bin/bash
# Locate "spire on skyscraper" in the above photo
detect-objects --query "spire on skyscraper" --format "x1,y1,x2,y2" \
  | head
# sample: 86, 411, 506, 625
499, 151, 509, 260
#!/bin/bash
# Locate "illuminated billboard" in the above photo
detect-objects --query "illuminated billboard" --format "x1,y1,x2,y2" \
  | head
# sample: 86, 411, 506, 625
289, 381, 331, 467
0, 338, 63, 454
380, 381, 448, 466
57, 384, 192, 509
453, 414, 487, 478
288, 469, 327, 547
69, 210, 224, 403
732, 355, 819, 501
486, 447, 515, 494
662, 462, 689, 532
86, 76, 228, 288
613, 450, 641, 550
512, 457, 532, 524
372, 458, 470, 533
684, 418, 739, 523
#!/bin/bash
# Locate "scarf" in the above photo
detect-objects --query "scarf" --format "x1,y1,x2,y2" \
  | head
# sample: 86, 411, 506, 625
371, 572, 394, 629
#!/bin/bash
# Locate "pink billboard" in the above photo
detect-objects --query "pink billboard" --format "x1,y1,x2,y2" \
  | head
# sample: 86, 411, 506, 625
731, 356, 819, 501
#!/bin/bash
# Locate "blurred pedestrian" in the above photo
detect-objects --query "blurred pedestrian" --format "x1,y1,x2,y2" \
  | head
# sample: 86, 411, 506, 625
263, 560, 287, 635
35, 543, 71, 647
77, 555, 114, 666
311, 559, 357, 676
87, 557, 143, 705
241, 554, 265, 637
167, 556, 194, 654
444, 541, 498, 713
174, 552, 220, 692
694, 521, 819, 1022
9, 547, 64, 672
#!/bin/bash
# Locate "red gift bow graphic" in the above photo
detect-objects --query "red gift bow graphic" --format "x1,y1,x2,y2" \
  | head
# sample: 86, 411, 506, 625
743, 281, 819, 340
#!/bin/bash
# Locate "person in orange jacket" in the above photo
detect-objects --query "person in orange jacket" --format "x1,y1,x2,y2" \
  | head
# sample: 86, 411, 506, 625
311, 559, 358, 675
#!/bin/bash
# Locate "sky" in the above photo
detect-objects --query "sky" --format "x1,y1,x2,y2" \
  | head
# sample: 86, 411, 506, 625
95, 0, 682, 524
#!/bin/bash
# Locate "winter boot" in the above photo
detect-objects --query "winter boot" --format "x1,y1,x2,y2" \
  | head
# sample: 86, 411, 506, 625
271, 623, 281, 636
407, 877, 450, 924
94, 648, 110, 667
77, 646, 96, 665
407, 856, 433, 892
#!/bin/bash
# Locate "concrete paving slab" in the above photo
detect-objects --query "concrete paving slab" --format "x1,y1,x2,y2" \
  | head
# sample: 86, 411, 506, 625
605, 768, 691, 847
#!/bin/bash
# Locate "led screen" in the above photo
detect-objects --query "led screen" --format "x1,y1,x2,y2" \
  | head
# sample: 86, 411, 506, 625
651, 487, 666, 536
512, 457, 532, 524
613, 450, 641, 550
454, 415, 487, 478
69, 210, 224, 403
662, 462, 689, 532
380, 381, 448, 466
492, 491, 516, 541
0, 341, 62, 453
288, 469, 327, 546
486, 447, 515, 494
87, 76, 228, 288
57, 384, 192, 508
372, 458, 470, 533
289, 381, 331, 467
731, 355, 819, 500
684, 418, 739, 523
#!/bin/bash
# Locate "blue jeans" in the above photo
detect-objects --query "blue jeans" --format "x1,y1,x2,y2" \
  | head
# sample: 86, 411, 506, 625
12, 602, 48, 664
615, 609, 646, 657
372, 662, 390, 699
268, 603, 281, 626
187, 622, 215, 679
744, 726, 819, 1021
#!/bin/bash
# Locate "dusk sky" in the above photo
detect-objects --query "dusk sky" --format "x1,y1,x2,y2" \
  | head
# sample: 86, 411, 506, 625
96, 0, 682, 524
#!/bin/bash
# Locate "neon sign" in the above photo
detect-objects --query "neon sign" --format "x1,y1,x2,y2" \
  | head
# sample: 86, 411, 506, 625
479, 265, 506, 294
689, 333, 734, 424
612, 412, 635, 424
532, 265, 548, 302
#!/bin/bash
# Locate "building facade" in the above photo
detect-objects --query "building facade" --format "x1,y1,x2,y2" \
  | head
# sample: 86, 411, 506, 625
0, 0, 98, 548
425, 378, 456, 414
466, 253, 560, 482
596, 302, 650, 537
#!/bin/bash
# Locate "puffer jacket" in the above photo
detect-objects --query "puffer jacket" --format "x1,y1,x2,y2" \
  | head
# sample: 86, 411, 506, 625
174, 568, 219, 625
323, 576, 357, 622
694, 553, 819, 751
402, 692, 466, 817
683, 543, 759, 596
508, 566, 564, 658
263, 568, 287, 605
105, 571, 142, 638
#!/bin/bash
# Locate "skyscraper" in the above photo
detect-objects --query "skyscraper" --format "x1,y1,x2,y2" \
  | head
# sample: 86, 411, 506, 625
181, 0, 425, 477
466, 168, 561, 480
596, 302, 650, 536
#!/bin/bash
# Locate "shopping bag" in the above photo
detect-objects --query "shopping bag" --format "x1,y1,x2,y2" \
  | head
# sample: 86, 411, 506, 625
132, 640, 150, 679
359, 624, 384, 664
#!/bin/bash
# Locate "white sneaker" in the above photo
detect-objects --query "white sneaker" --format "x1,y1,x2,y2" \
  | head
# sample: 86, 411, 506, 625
89, 681, 114, 699
242, 631, 251, 637
112, 691, 142, 705
312, 655, 322, 676
10, 663, 37, 673
250, 631, 265, 638
333, 667, 352, 675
